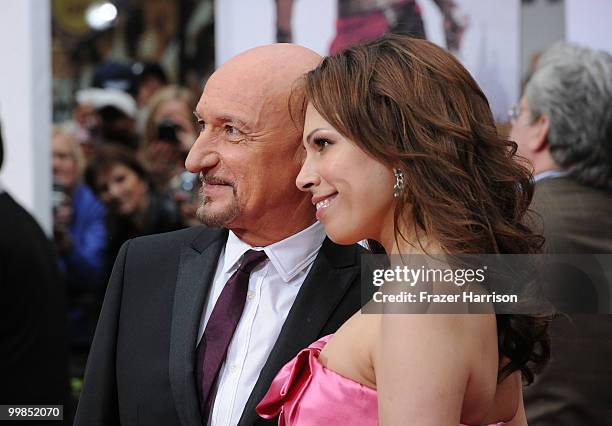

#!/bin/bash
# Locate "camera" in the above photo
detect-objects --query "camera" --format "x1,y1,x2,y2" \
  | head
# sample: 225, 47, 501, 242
177, 171, 199, 202
156, 118, 181, 145
52, 181, 69, 214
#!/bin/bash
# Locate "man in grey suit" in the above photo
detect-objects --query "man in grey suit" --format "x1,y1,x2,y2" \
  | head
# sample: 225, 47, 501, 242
75, 44, 369, 425
510, 42, 612, 425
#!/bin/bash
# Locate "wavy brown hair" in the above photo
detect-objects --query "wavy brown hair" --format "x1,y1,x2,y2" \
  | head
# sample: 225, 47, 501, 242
303, 34, 549, 384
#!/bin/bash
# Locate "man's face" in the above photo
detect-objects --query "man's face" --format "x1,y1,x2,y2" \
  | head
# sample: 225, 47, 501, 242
52, 134, 78, 189
185, 77, 306, 231
509, 96, 538, 163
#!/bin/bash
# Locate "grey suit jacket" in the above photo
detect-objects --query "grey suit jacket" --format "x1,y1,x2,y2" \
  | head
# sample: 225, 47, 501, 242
524, 176, 612, 426
74, 226, 369, 426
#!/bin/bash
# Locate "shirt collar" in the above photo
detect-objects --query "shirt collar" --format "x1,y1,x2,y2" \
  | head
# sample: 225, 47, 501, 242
534, 169, 568, 183
223, 221, 326, 283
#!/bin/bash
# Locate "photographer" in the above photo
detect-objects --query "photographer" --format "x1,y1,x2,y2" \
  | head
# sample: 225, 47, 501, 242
52, 127, 107, 289
141, 85, 200, 226
142, 85, 196, 188
52, 127, 107, 363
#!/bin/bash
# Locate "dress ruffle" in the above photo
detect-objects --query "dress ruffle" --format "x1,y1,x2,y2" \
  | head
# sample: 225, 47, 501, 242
257, 343, 320, 425
256, 335, 506, 426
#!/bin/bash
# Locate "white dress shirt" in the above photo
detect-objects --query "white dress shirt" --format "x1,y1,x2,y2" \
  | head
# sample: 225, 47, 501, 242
197, 221, 326, 426
534, 169, 568, 182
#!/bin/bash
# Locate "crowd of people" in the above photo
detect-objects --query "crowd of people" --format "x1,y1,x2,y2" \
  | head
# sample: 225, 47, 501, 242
50, 60, 202, 378
71, 35, 612, 426
1, 24, 611, 426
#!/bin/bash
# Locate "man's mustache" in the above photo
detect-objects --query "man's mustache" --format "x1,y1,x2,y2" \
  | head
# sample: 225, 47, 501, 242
200, 174, 235, 188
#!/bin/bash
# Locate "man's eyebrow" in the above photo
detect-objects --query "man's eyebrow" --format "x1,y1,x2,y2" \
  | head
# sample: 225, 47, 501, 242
192, 111, 248, 128
218, 115, 248, 128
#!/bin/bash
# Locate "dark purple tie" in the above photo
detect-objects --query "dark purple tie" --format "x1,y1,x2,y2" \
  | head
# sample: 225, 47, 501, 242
196, 249, 268, 421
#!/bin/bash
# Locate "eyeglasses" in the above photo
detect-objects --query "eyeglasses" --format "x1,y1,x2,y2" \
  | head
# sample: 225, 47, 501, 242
508, 104, 520, 123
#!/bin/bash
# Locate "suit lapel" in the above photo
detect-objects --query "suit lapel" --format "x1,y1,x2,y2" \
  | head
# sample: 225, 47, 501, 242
169, 228, 228, 426
238, 239, 361, 425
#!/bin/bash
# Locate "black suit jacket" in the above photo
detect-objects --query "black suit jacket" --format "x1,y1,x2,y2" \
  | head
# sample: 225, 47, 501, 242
0, 192, 70, 424
75, 226, 368, 425
524, 177, 612, 426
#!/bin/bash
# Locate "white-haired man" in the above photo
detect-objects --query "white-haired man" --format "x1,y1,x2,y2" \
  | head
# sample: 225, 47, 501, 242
510, 42, 612, 426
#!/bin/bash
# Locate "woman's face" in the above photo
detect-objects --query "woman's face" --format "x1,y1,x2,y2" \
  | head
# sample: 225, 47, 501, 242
96, 163, 148, 215
296, 104, 396, 244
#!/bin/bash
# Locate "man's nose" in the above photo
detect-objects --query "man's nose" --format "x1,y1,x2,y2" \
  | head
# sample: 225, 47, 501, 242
185, 130, 220, 173
296, 157, 320, 192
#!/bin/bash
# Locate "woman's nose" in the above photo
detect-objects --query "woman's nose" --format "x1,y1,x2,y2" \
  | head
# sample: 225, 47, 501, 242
108, 183, 122, 200
296, 158, 320, 192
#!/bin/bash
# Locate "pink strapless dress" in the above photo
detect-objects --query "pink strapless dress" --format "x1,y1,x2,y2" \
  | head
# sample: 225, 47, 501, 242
257, 335, 506, 426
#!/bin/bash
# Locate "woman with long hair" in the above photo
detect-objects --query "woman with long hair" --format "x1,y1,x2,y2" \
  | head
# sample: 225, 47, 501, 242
257, 34, 549, 425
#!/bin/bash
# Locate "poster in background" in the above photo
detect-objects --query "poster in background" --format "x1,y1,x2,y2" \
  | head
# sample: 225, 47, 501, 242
566, 0, 612, 55
421, 0, 520, 121
52, 0, 215, 121
216, 0, 519, 121
215, 0, 336, 63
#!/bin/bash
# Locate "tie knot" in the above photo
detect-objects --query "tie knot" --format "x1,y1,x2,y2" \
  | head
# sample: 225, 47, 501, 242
238, 249, 267, 274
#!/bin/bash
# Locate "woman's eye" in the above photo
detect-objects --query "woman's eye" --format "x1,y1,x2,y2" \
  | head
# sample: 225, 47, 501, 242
313, 138, 332, 151
198, 122, 206, 132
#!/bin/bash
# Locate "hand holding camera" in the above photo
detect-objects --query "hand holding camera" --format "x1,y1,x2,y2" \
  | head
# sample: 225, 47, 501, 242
52, 181, 74, 254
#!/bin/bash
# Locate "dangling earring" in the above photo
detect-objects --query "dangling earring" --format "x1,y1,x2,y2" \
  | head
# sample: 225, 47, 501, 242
393, 168, 404, 198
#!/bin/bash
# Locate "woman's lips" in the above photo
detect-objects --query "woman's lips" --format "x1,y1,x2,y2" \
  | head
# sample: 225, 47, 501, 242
314, 193, 338, 220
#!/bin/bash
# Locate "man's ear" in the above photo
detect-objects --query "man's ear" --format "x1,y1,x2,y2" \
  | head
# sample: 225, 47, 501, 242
530, 114, 550, 153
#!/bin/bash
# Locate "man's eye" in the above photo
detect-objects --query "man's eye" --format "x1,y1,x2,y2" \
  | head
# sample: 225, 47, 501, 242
224, 125, 243, 138
198, 122, 206, 132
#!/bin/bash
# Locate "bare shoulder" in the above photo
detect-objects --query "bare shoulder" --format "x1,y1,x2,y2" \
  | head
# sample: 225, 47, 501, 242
373, 314, 500, 425
374, 313, 497, 357
319, 312, 522, 425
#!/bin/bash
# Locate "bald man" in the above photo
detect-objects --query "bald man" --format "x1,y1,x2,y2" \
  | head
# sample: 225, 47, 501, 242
75, 44, 367, 426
